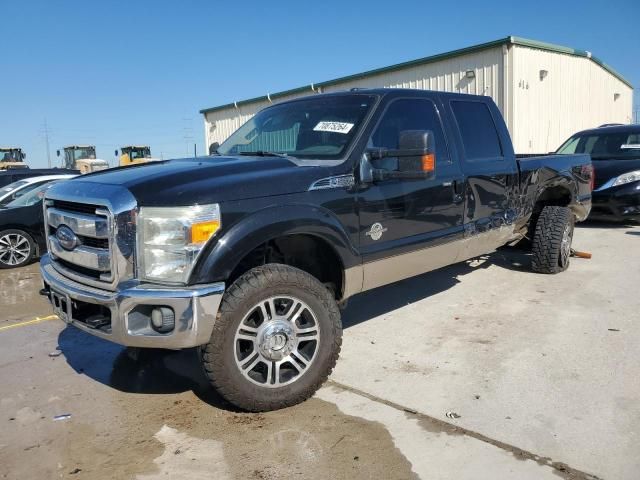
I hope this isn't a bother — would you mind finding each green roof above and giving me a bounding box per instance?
[200,36,633,114]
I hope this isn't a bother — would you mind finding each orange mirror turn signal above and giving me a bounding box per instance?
[421,153,435,172]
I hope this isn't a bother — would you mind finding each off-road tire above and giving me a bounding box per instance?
[0,229,36,269]
[531,206,574,274]
[200,264,342,412]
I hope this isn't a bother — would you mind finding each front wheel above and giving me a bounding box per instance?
[531,206,575,274]
[200,264,342,411]
[0,229,36,269]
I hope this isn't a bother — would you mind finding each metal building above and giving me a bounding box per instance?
[200,36,633,154]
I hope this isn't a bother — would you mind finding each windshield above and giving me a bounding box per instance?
[0,150,22,162]
[0,179,49,206]
[130,148,150,160]
[217,94,376,160]
[0,180,30,197]
[69,147,96,161]
[557,130,640,159]
[64,147,96,169]
[5,181,57,208]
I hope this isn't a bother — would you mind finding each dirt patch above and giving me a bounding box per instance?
[1,336,416,480]
[0,263,53,324]
[116,389,417,480]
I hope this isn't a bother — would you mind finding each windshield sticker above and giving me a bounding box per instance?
[621,144,640,150]
[313,121,354,134]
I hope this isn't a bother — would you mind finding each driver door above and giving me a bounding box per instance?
[358,96,465,290]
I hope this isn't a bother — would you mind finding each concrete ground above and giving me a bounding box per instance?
[1,223,638,480]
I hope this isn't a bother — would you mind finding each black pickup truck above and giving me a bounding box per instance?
[40,89,592,411]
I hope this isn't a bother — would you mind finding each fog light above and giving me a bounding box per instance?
[151,307,175,333]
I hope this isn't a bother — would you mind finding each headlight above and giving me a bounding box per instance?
[138,204,221,284]
[612,170,640,187]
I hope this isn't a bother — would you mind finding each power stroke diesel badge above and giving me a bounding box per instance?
[365,222,387,241]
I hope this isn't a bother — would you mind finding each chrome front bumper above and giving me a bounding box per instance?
[40,255,224,349]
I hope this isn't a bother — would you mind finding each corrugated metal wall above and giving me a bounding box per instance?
[203,45,633,154]
[511,45,633,153]
[204,47,505,148]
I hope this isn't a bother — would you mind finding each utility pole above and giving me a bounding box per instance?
[182,117,194,156]
[42,119,52,167]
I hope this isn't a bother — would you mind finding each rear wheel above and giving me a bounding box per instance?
[531,206,574,274]
[200,264,342,412]
[0,229,35,269]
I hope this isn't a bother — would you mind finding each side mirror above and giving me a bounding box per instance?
[115,150,119,156]
[56,150,60,157]
[209,142,220,155]
[397,130,435,177]
[366,129,436,181]
[359,153,374,185]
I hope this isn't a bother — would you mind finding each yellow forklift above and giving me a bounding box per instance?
[0,147,28,170]
[57,145,110,174]
[117,145,158,166]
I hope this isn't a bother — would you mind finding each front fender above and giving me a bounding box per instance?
[189,203,360,285]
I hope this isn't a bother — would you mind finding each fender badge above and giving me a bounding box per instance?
[365,222,387,241]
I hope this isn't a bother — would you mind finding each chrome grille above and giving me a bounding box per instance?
[45,200,115,285]
[43,181,138,291]
[50,199,100,215]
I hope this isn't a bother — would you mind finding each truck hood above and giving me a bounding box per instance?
[69,156,334,206]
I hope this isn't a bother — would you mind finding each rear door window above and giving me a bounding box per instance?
[451,101,503,160]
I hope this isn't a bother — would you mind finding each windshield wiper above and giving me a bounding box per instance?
[237,151,292,159]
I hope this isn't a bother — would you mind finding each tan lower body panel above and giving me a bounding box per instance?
[358,225,515,293]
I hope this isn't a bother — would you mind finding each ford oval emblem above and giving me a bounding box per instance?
[56,225,79,251]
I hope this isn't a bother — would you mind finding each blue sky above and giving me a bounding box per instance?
[2,0,639,168]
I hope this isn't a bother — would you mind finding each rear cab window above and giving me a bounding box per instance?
[450,100,503,161]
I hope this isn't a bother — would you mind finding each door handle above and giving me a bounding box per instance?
[452,180,465,204]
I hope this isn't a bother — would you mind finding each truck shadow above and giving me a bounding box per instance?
[56,246,532,410]
[342,246,530,328]
[57,327,235,409]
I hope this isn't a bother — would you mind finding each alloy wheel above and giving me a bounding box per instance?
[233,295,320,388]
[560,223,573,267]
[0,233,32,267]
